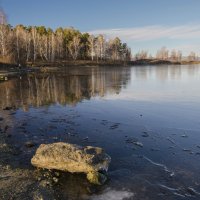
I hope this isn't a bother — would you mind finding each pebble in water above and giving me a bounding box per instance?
[141,132,149,137]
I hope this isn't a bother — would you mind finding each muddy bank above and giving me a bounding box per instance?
[0,111,54,200]
[0,109,106,200]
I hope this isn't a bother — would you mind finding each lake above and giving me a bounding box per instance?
[0,65,200,200]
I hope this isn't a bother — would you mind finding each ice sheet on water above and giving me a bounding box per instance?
[90,188,134,200]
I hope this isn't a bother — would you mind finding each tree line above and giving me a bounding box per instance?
[0,16,131,64]
[0,10,199,65]
[134,47,198,62]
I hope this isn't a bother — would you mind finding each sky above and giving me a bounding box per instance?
[1,0,200,56]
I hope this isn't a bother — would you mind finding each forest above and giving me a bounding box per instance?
[0,11,198,66]
[0,14,131,64]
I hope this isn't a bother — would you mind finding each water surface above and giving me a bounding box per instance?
[1,65,200,200]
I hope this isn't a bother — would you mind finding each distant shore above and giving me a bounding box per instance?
[0,59,200,72]
[129,59,200,66]
[28,59,200,68]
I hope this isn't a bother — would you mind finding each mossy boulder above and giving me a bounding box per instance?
[31,142,111,185]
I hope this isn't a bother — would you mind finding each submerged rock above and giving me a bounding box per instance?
[25,141,36,148]
[3,106,15,111]
[87,171,107,185]
[31,142,111,185]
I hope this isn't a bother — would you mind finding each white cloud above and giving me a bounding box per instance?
[89,24,200,42]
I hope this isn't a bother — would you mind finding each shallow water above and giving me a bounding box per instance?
[1,65,200,199]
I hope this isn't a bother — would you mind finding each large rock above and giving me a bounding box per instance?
[31,142,111,185]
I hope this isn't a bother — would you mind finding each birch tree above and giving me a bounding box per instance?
[51,33,56,62]
[109,37,121,61]
[170,49,177,61]
[88,35,95,61]
[96,35,105,60]
[31,27,39,62]
[177,50,182,62]
[188,51,196,61]
[68,35,81,60]
[156,47,169,60]
[55,28,64,59]
[0,10,9,59]
[0,16,132,64]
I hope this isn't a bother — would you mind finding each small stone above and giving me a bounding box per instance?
[39,180,51,187]
[2,143,8,147]
[55,172,60,177]
[151,148,160,151]
[25,141,35,148]
[181,134,188,138]
[3,107,13,111]
[86,171,107,185]
[37,177,42,181]
[183,149,191,152]
[6,165,11,170]
[3,106,15,110]
[83,137,89,141]
[142,132,149,137]
[4,126,9,132]
[133,141,143,147]
[53,177,58,183]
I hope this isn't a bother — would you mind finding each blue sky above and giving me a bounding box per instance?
[1,0,200,56]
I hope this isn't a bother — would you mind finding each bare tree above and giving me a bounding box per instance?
[0,15,132,64]
[135,50,148,60]
[109,37,121,61]
[177,50,182,62]
[0,10,9,59]
[14,25,29,63]
[156,47,169,60]
[51,33,56,62]
[55,30,64,59]
[24,29,31,62]
[68,35,81,60]
[187,51,196,61]
[31,27,39,62]
[96,35,105,60]
[170,49,177,61]
[88,35,95,61]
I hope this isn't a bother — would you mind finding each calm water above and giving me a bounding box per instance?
[1,65,200,200]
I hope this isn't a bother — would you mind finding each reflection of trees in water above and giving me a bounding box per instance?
[132,65,200,81]
[0,67,131,110]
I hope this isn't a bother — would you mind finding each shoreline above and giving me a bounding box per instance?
[0,59,200,74]
[26,59,200,67]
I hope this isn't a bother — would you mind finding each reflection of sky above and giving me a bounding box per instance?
[103,65,200,103]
